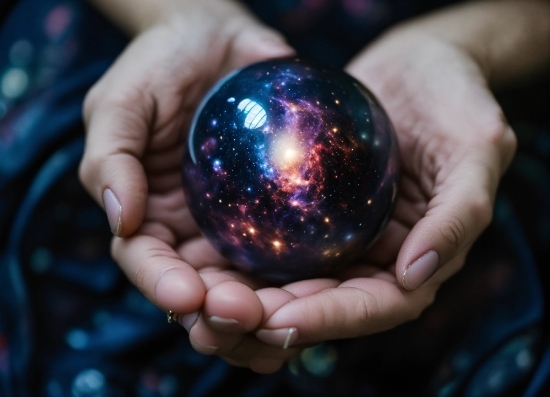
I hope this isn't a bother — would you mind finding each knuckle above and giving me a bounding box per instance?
[469,193,494,230]
[439,215,467,251]
[482,113,507,145]
[474,109,516,154]
[354,290,385,332]
[82,84,101,123]
[77,152,103,191]
[99,86,149,117]
[90,84,153,125]
[131,262,149,298]
[354,295,376,324]
[357,293,378,324]
[77,156,93,190]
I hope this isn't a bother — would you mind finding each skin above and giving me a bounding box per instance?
[81,0,550,374]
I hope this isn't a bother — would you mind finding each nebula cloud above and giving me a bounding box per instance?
[183,58,400,282]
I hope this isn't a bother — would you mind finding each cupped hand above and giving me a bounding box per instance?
[191,18,518,372]
[78,0,294,324]
[81,0,521,374]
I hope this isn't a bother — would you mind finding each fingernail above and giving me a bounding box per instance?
[180,312,199,332]
[256,327,298,349]
[103,188,122,236]
[209,316,242,332]
[402,250,440,290]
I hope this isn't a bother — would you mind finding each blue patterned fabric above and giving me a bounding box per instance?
[0,0,549,396]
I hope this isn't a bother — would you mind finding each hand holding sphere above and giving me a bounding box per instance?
[79,0,524,372]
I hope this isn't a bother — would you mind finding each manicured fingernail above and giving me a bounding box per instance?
[402,250,440,290]
[180,312,199,332]
[209,316,242,332]
[256,327,298,349]
[102,188,121,235]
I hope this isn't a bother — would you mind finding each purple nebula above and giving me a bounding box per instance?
[182,58,399,282]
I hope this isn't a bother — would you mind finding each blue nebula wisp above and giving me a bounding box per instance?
[182,58,400,282]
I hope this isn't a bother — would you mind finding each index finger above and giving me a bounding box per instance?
[111,224,206,314]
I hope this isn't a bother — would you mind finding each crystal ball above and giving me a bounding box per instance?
[182,58,399,282]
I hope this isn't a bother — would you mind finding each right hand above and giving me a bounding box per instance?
[79,0,297,371]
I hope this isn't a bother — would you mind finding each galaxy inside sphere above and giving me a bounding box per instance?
[182,58,400,282]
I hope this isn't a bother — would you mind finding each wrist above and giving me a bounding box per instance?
[87,0,164,36]
[87,0,251,37]
[394,0,550,87]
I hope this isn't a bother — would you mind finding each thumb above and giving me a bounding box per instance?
[79,87,151,237]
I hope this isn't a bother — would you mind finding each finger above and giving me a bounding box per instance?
[177,270,265,334]
[202,281,263,333]
[145,189,201,240]
[396,90,516,289]
[339,264,397,283]
[254,279,341,331]
[256,278,438,348]
[224,13,295,72]
[186,314,301,361]
[79,84,153,237]
[111,228,205,314]
[282,278,341,298]
[363,219,409,265]
[228,26,294,68]
[254,281,339,349]
[177,237,230,270]
[396,152,498,291]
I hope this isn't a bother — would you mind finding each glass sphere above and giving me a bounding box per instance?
[182,58,399,282]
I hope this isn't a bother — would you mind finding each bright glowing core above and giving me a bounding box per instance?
[270,132,304,170]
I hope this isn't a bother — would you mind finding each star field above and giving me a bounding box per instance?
[182,58,400,282]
